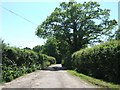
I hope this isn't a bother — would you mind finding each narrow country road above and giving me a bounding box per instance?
[0,64,98,89]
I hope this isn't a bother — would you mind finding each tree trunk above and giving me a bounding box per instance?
[73,22,79,52]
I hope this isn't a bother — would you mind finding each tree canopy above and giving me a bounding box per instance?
[115,28,120,40]
[33,45,42,53]
[36,1,117,53]
[40,38,61,63]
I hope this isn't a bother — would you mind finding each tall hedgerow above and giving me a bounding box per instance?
[1,43,56,82]
[72,40,120,84]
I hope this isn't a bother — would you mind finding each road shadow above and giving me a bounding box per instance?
[42,66,67,71]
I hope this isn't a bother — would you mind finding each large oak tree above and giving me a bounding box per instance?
[36,1,117,53]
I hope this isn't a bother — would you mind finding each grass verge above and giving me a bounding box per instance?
[67,70,120,89]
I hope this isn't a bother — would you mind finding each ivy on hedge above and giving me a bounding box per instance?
[72,40,120,84]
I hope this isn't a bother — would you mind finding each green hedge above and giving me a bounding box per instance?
[38,54,56,69]
[2,46,56,82]
[72,40,120,84]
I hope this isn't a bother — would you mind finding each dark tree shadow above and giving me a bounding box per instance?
[42,66,67,71]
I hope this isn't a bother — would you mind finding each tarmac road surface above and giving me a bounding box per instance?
[0,64,98,89]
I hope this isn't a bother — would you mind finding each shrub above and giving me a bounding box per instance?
[2,45,56,82]
[38,54,56,69]
[72,40,120,84]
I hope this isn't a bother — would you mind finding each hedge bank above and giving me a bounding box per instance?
[72,40,120,84]
[2,46,56,82]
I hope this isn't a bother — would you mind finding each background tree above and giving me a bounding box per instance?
[24,47,31,50]
[115,28,120,40]
[32,45,43,53]
[36,1,117,67]
[41,38,61,63]
[36,1,117,53]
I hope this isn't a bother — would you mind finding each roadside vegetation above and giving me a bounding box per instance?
[68,70,119,89]
[1,41,56,82]
[67,40,120,88]
[71,40,120,84]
